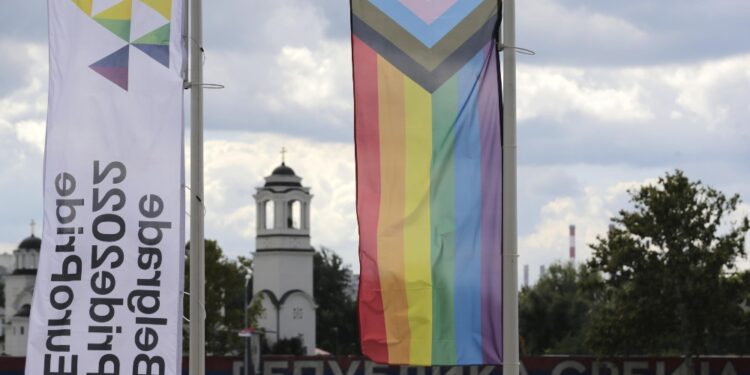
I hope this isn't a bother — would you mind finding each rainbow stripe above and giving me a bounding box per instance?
[352,0,502,366]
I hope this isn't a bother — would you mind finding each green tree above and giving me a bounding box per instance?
[184,239,262,356]
[314,247,359,355]
[586,170,750,356]
[519,262,600,354]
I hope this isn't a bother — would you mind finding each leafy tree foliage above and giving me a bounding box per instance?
[314,247,359,355]
[519,262,600,354]
[586,170,750,355]
[184,239,262,356]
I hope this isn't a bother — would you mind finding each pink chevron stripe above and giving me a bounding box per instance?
[399,0,457,25]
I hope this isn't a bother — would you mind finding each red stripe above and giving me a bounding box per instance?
[353,35,388,363]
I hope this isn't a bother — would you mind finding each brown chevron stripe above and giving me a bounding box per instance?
[351,0,497,71]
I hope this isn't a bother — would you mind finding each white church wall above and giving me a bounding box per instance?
[253,251,313,298]
[257,297,279,344]
[0,253,14,274]
[254,250,315,355]
[4,274,34,319]
[5,317,28,357]
[2,273,35,357]
[279,293,315,355]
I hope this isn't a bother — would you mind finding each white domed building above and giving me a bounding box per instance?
[1,233,40,356]
[251,162,317,355]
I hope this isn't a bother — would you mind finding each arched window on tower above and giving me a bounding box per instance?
[264,200,275,229]
[288,200,301,229]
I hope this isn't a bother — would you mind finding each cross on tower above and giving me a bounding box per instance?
[30,219,36,236]
[281,146,287,164]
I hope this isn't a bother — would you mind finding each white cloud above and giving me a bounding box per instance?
[276,43,352,114]
[0,242,16,255]
[520,175,654,280]
[518,66,654,123]
[190,131,359,266]
[0,40,48,156]
[661,55,750,130]
[518,54,750,136]
[15,120,45,153]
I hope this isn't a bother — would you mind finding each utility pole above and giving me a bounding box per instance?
[502,0,520,373]
[189,0,206,374]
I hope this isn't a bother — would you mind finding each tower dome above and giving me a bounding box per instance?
[18,235,41,251]
[264,162,303,188]
[14,233,40,273]
[271,163,296,176]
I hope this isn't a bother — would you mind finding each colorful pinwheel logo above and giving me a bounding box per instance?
[71,0,173,90]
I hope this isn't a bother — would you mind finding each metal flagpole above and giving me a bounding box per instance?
[189,0,206,374]
[244,277,250,375]
[502,0,520,373]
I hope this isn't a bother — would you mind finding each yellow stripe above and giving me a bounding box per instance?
[94,0,132,21]
[71,0,93,15]
[142,0,172,20]
[403,76,433,365]
[376,56,411,364]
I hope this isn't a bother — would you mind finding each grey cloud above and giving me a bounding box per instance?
[0,1,47,43]
[518,168,583,239]
[518,116,748,168]
[518,0,750,66]
[204,0,348,53]
[0,39,35,97]
[0,129,43,244]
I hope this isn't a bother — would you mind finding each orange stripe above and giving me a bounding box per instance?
[376,55,411,363]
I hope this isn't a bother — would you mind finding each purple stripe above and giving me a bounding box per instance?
[478,42,502,364]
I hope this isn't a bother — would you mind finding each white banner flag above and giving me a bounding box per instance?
[27,1,186,374]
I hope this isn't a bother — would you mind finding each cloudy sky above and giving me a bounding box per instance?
[1,0,748,284]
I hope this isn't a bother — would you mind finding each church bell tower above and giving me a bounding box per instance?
[252,158,316,354]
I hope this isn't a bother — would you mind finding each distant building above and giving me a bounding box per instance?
[523,264,529,288]
[251,162,317,355]
[0,253,13,275]
[1,233,40,356]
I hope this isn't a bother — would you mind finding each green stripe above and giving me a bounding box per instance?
[430,76,457,363]
[133,24,170,45]
[94,18,131,42]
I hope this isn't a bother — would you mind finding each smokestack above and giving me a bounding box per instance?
[540,265,546,279]
[523,264,529,287]
[569,224,576,262]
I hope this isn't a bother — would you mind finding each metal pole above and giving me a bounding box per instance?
[244,278,250,375]
[502,0,520,374]
[189,0,205,373]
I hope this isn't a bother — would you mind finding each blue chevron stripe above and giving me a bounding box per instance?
[369,0,483,47]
